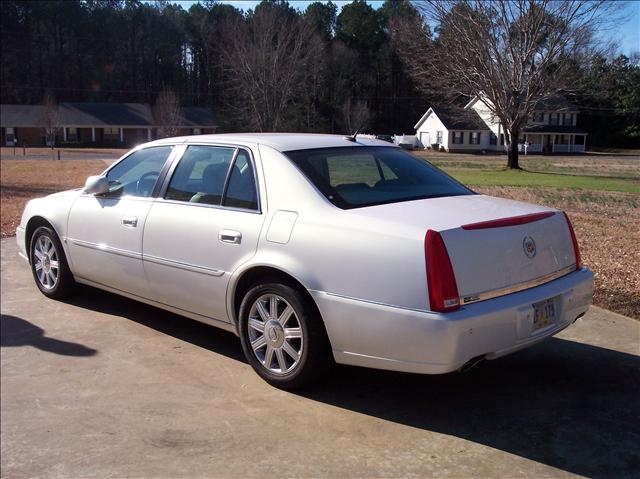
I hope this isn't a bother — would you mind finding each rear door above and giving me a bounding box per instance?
[66,145,176,298]
[142,145,265,322]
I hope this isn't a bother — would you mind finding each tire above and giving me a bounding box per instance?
[238,282,333,389]
[29,226,75,299]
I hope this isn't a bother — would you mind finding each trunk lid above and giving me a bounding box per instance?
[353,195,577,304]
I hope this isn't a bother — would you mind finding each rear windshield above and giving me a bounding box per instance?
[285,146,473,209]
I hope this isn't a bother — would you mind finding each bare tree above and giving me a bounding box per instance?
[219,6,323,132]
[393,0,621,168]
[153,88,183,138]
[41,92,60,148]
[342,98,372,133]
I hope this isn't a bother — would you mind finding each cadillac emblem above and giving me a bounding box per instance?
[523,236,536,258]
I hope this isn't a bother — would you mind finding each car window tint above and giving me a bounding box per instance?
[222,150,258,211]
[106,146,173,197]
[165,146,235,205]
[286,146,473,209]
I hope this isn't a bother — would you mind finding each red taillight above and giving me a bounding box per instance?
[562,212,582,270]
[425,230,460,312]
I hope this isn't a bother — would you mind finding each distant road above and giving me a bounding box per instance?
[0,147,126,163]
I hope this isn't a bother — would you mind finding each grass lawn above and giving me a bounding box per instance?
[1,160,106,237]
[446,169,639,192]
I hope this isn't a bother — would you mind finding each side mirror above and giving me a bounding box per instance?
[84,175,109,195]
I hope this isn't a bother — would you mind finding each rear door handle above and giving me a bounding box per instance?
[219,230,242,244]
[122,216,138,228]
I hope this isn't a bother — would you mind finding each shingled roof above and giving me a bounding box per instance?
[414,106,488,131]
[0,102,217,128]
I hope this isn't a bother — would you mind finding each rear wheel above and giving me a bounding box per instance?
[238,282,332,389]
[29,226,75,299]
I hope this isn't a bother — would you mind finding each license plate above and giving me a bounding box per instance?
[532,297,557,331]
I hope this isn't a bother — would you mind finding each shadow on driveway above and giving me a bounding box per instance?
[65,285,639,478]
[1,314,97,357]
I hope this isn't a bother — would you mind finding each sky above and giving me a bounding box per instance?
[167,0,639,56]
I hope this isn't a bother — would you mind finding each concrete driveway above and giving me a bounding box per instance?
[1,237,638,478]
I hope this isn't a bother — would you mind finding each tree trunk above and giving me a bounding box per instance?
[506,128,521,169]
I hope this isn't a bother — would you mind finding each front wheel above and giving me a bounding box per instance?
[29,226,75,299]
[238,282,332,389]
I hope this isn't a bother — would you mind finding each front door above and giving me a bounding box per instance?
[142,145,264,321]
[66,145,175,298]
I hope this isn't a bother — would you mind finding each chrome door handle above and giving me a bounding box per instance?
[219,230,242,244]
[122,216,138,228]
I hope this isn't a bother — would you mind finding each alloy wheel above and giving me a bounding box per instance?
[33,235,59,290]
[247,293,304,375]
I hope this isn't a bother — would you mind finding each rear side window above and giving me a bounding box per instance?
[165,146,235,205]
[285,146,473,209]
[223,151,258,210]
[165,146,259,211]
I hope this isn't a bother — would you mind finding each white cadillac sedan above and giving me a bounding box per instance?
[16,134,594,388]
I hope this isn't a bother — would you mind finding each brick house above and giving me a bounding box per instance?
[0,102,217,147]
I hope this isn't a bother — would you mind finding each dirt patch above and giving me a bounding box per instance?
[1,160,106,237]
[478,186,640,319]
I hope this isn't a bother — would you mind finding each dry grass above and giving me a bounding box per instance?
[1,160,106,236]
[477,186,640,319]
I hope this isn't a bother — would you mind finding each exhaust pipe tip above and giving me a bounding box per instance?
[459,355,485,373]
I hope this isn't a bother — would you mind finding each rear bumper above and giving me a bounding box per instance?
[312,267,594,374]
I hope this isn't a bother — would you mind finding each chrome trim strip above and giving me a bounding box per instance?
[142,254,225,277]
[311,290,431,314]
[68,238,141,259]
[460,264,577,305]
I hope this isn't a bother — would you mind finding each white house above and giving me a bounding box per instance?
[414,94,588,154]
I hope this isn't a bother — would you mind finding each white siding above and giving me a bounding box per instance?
[416,111,449,150]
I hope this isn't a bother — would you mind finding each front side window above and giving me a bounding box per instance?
[436,131,443,144]
[489,133,497,145]
[285,146,473,209]
[470,132,480,144]
[165,146,259,210]
[452,131,463,144]
[105,146,173,197]
[67,127,78,142]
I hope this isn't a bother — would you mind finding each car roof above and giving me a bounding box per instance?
[145,133,397,152]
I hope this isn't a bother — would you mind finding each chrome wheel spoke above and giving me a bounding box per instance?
[278,305,294,326]
[284,327,301,339]
[275,349,287,372]
[256,302,270,322]
[35,261,43,271]
[263,345,274,368]
[269,295,278,319]
[248,317,264,332]
[49,260,59,270]
[47,271,56,284]
[251,335,266,351]
[282,341,300,362]
[34,249,45,261]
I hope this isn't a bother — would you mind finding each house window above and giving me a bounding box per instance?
[193,128,202,135]
[67,127,78,142]
[470,132,480,145]
[5,127,16,145]
[570,113,575,126]
[489,133,497,145]
[549,114,559,126]
[103,127,120,142]
[452,131,463,144]
[436,131,443,144]
[500,134,505,145]
[534,112,544,122]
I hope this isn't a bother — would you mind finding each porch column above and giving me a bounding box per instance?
[119,128,124,143]
[147,128,152,141]
[551,134,556,153]
[91,128,96,143]
[63,127,67,142]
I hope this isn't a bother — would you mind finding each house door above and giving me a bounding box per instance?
[419,132,430,148]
